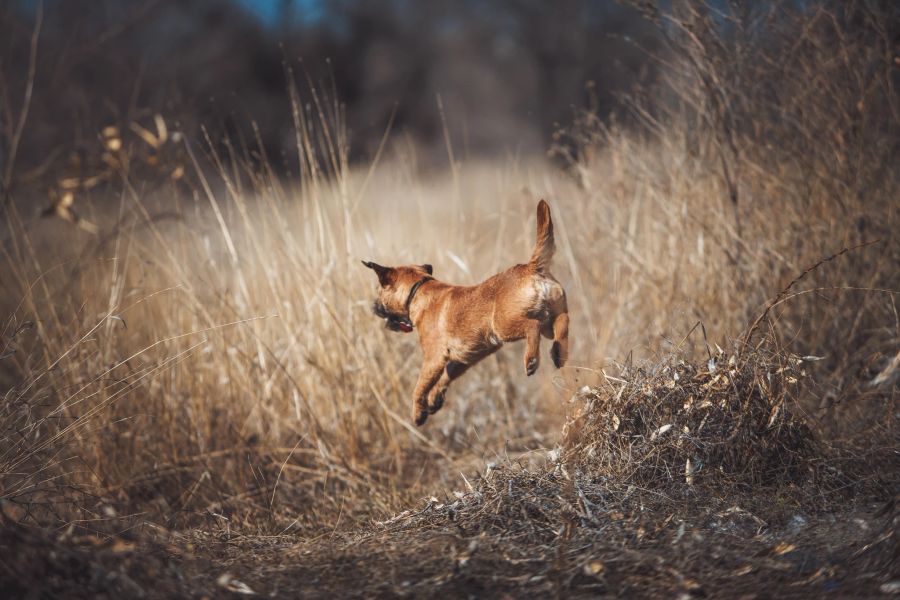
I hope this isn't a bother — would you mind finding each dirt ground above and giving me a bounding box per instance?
[197,495,896,599]
[3,478,897,599]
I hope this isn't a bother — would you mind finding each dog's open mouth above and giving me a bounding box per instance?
[372,301,414,333]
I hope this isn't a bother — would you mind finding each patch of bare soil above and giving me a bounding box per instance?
[3,482,895,598]
[194,480,897,599]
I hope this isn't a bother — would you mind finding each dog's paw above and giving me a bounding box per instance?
[550,342,566,368]
[428,391,445,414]
[414,410,429,426]
[525,356,539,376]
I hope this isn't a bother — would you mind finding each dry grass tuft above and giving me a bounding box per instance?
[564,347,817,492]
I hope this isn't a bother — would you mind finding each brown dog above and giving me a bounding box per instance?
[363,200,569,426]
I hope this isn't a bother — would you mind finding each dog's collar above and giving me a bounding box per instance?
[396,277,433,329]
[373,276,433,333]
[404,276,432,317]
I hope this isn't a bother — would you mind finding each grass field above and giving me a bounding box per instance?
[1,2,898,597]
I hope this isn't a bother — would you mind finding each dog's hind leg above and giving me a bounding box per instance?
[413,358,446,426]
[550,312,569,368]
[524,319,542,376]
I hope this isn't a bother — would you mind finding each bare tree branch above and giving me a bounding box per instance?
[2,2,42,202]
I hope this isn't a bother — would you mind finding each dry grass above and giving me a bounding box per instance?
[563,348,818,493]
[0,1,898,596]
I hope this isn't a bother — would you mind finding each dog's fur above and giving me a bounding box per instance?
[363,200,569,426]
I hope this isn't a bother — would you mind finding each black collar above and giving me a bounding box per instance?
[404,276,433,317]
[373,276,433,333]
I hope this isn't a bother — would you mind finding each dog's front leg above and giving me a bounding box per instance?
[524,319,542,376]
[427,361,469,415]
[412,357,446,426]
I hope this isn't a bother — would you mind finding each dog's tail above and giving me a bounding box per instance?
[529,199,555,271]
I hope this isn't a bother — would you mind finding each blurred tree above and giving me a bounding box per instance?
[0,0,660,191]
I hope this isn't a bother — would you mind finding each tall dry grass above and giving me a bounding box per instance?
[1,0,897,537]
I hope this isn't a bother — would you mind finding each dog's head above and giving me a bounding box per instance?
[362,260,433,333]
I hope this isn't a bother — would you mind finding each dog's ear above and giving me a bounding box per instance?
[419,264,433,275]
[362,260,394,286]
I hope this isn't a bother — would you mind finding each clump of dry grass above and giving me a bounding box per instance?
[563,346,817,492]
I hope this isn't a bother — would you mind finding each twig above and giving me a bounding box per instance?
[2,2,42,199]
[742,239,881,347]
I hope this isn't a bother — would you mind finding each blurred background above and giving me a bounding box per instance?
[0,0,660,183]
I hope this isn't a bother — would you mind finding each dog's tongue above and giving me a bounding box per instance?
[397,321,413,333]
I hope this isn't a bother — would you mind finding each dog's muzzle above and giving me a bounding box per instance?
[372,301,414,333]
